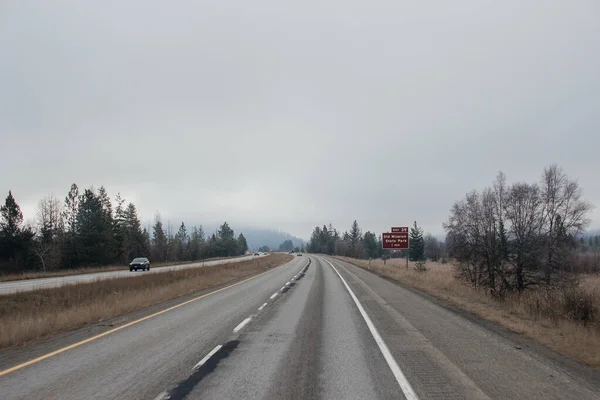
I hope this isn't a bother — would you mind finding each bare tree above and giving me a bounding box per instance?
[540,165,594,283]
[424,234,442,261]
[445,165,594,295]
[445,190,484,286]
[504,182,544,292]
[34,195,63,271]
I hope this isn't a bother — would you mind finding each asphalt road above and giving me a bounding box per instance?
[1,255,599,400]
[0,253,267,294]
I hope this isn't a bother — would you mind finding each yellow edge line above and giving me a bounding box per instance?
[0,260,292,377]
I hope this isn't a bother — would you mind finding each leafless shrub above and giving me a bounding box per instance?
[444,165,594,296]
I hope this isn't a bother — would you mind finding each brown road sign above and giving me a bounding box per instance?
[382,230,409,249]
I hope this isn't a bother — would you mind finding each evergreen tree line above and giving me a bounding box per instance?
[279,240,304,252]
[305,220,444,261]
[444,165,594,296]
[0,184,249,274]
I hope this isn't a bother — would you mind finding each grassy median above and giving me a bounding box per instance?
[0,253,293,349]
[0,254,251,283]
[336,256,600,368]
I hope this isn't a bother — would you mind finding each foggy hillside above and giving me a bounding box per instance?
[202,225,306,251]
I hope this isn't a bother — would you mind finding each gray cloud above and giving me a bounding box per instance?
[1,0,599,238]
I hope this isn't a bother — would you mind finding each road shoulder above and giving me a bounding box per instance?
[331,256,600,394]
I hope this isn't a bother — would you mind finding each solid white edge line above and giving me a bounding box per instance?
[233,317,252,333]
[193,344,223,370]
[258,302,268,311]
[323,258,419,400]
[270,292,278,299]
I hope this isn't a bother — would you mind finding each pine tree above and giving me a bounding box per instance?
[97,186,115,261]
[63,183,79,233]
[61,184,80,268]
[0,191,33,271]
[206,233,219,258]
[409,221,425,261]
[320,225,330,254]
[76,188,114,266]
[188,227,204,260]
[237,233,249,255]
[175,222,189,261]
[217,222,236,256]
[363,231,378,259]
[349,220,363,258]
[279,239,294,252]
[306,226,321,253]
[97,187,113,220]
[113,193,127,263]
[152,213,167,262]
[327,223,337,254]
[0,191,23,237]
[141,227,151,255]
[124,203,144,260]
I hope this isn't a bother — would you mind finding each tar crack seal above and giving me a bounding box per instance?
[166,340,240,399]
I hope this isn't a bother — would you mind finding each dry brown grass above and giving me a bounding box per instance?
[574,251,600,274]
[0,254,250,283]
[336,256,600,368]
[0,253,292,349]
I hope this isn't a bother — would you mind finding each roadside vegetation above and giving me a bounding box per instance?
[336,256,600,368]
[0,254,249,283]
[0,253,292,349]
[0,183,250,276]
[308,164,600,367]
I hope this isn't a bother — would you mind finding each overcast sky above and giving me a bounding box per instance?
[1,1,599,239]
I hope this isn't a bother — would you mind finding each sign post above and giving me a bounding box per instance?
[382,227,409,269]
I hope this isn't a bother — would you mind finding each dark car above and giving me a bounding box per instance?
[130,257,150,271]
[297,253,303,256]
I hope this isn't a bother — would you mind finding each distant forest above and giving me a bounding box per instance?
[0,184,251,274]
[306,220,444,262]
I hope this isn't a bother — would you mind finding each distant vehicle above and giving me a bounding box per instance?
[254,252,260,256]
[130,257,150,271]
[297,253,303,256]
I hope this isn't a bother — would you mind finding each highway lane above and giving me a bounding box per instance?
[0,253,268,294]
[1,255,599,399]
[0,256,305,400]
[181,256,404,400]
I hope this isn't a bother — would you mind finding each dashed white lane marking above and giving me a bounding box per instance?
[323,258,419,400]
[270,292,278,299]
[152,391,171,400]
[233,317,252,333]
[258,302,268,311]
[193,345,223,370]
